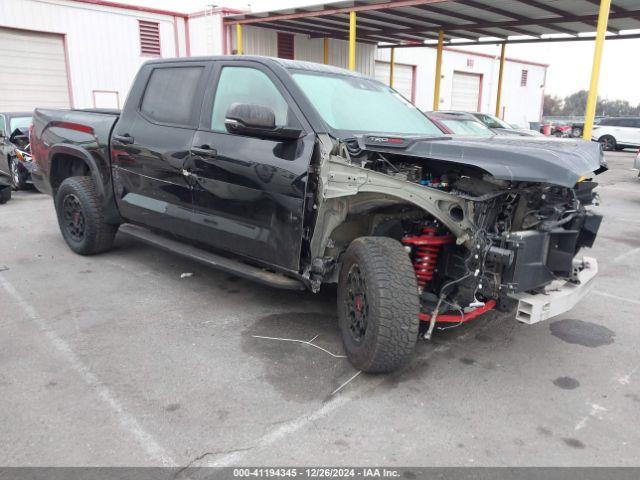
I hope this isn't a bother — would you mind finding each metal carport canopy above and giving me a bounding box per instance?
[223,0,640,140]
[223,0,640,46]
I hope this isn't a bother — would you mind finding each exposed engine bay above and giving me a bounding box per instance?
[308,133,604,333]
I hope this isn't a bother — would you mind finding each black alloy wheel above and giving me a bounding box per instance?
[345,263,369,343]
[62,193,86,242]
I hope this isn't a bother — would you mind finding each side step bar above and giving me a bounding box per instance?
[118,223,306,291]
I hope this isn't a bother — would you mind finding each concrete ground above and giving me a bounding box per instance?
[1,151,639,467]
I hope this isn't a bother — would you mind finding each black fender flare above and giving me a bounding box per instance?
[47,144,106,198]
[46,144,122,224]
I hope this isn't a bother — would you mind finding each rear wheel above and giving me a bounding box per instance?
[9,158,28,190]
[54,176,117,255]
[598,135,617,151]
[337,237,420,373]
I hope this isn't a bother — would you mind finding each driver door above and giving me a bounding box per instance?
[187,61,315,272]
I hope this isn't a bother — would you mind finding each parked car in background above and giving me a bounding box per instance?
[425,111,494,136]
[0,111,33,189]
[549,123,573,138]
[591,117,640,151]
[464,112,542,137]
[569,117,603,138]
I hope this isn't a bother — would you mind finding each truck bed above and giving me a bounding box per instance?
[30,108,120,198]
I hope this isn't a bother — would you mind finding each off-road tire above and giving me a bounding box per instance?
[598,135,617,151]
[54,176,117,255]
[9,158,28,190]
[337,237,420,373]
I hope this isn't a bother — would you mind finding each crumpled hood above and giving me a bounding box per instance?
[358,135,606,188]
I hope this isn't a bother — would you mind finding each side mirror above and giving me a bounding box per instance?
[225,103,302,141]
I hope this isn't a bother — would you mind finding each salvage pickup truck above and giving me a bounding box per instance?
[31,57,605,373]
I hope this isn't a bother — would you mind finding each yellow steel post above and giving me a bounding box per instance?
[236,23,243,55]
[583,0,611,140]
[323,38,329,64]
[348,11,356,71]
[389,47,395,87]
[495,42,506,117]
[432,29,444,111]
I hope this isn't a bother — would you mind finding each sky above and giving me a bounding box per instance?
[127,0,640,105]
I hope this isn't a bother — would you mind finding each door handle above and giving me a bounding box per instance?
[114,133,134,145]
[190,145,217,158]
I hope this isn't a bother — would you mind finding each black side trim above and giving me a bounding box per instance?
[118,223,306,291]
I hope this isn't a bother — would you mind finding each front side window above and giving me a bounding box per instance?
[211,67,291,132]
[141,66,204,126]
[292,72,442,136]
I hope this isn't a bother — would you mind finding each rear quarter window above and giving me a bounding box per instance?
[140,66,204,126]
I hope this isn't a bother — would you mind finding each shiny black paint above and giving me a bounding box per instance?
[111,61,211,238]
[30,109,122,224]
[188,60,315,271]
[31,57,320,275]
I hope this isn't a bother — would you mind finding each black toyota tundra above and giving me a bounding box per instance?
[31,56,605,373]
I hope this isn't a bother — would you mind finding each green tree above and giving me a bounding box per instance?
[543,94,563,116]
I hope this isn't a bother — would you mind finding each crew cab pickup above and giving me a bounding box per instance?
[31,56,606,373]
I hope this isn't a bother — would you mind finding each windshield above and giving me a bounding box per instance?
[10,116,32,133]
[441,119,494,136]
[292,72,443,136]
[475,113,512,129]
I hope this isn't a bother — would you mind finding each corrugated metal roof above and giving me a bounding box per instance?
[224,0,640,47]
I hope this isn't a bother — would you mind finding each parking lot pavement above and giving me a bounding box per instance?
[1,150,639,467]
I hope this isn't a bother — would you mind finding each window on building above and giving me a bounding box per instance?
[277,32,295,60]
[211,67,292,132]
[466,58,474,68]
[141,67,204,125]
[139,20,161,56]
[520,69,528,87]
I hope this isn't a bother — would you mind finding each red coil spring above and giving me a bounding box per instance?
[402,227,454,289]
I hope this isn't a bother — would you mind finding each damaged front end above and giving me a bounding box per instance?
[307,133,604,333]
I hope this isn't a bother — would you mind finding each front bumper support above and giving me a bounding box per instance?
[508,256,598,324]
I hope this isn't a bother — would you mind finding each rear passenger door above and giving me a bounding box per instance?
[187,61,315,272]
[112,62,210,236]
[621,118,640,146]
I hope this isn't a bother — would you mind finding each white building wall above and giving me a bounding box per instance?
[376,47,547,126]
[0,0,184,109]
[224,24,376,76]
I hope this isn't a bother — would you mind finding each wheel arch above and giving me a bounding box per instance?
[47,144,122,225]
[309,190,472,283]
[48,145,104,196]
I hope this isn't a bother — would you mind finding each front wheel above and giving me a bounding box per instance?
[9,158,28,190]
[54,176,117,255]
[337,237,420,373]
[598,135,617,151]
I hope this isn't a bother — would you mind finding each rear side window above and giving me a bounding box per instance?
[0,116,5,135]
[141,66,204,126]
[210,66,292,132]
[618,118,640,128]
